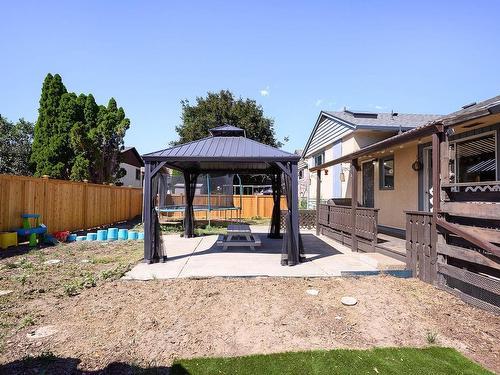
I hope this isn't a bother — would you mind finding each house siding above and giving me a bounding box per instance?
[119,163,142,188]
[304,117,353,158]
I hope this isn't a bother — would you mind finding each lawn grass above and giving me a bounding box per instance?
[144,218,271,236]
[171,347,493,375]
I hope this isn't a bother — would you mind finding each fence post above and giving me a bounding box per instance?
[82,179,88,230]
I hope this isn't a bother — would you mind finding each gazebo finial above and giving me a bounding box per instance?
[209,124,246,137]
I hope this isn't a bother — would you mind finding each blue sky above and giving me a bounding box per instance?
[1,0,499,154]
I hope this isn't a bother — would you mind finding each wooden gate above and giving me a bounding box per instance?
[405,211,437,283]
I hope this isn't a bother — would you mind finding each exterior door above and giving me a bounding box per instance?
[362,161,375,208]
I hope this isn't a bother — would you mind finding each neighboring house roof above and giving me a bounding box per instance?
[324,110,440,130]
[121,147,144,168]
[302,110,440,158]
[310,94,500,171]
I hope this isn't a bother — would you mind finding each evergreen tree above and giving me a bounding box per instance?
[93,98,130,183]
[70,94,98,181]
[31,73,130,183]
[174,90,280,147]
[31,73,67,177]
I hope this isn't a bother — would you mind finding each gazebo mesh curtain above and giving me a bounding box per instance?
[183,170,199,238]
[151,173,165,260]
[281,167,304,265]
[268,171,282,239]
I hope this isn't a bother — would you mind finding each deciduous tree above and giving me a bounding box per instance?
[174,90,280,147]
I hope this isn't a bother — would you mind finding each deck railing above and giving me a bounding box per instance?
[436,180,500,314]
[318,204,379,251]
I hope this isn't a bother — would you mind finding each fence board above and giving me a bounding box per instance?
[0,174,143,233]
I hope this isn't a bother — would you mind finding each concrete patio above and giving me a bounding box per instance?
[124,225,406,280]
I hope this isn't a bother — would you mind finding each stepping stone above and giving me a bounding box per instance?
[341,296,357,306]
[27,325,58,339]
[44,259,61,265]
[306,289,319,296]
[0,290,13,297]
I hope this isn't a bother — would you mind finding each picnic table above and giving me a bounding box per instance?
[217,224,261,251]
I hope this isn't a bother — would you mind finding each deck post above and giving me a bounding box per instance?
[432,132,442,215]
[316,169,321,235]
[143,161,153,263]
[351,159,359,252]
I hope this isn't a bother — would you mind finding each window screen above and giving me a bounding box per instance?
[456,134,496,183]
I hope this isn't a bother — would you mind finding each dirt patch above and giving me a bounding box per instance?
[1,275,498,373]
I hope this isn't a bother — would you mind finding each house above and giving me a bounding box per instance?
[119,147,144,187]
[311,95,500,313]
[301,109,440,208]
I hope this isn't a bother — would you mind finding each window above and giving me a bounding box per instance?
[379,157,394,190]
[135,168,141,181]
[299,169,304,179]
[314,153,324,167]
[454,134,496,183]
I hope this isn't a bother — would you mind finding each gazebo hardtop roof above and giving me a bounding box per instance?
[142,125,299,172]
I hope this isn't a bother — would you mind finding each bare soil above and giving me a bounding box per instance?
[0,242,499,374]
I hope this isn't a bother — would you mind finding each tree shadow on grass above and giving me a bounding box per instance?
[0,353,174,375]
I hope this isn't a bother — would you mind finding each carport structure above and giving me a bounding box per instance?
[141,125,304,266]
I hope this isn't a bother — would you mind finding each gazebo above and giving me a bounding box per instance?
[141,125,304,266]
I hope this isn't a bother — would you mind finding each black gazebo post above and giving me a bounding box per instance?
[143,161,153,263]
[291,161,304,262]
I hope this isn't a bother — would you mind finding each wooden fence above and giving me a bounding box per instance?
[158,195,287,221]
[0,174,143,233]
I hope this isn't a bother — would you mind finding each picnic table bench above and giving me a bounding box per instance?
[217,224,261,251]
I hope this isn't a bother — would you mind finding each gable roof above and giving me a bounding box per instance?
[302,110,440,158]
[310,94,500,171]
[121,147,144,167]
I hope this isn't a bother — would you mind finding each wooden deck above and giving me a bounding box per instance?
[375,234,407,262]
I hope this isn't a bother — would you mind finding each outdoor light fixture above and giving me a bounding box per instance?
[446,127,456,137]
[340,172,345,182]
[372,158,378,166]
[324,169,329,176]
